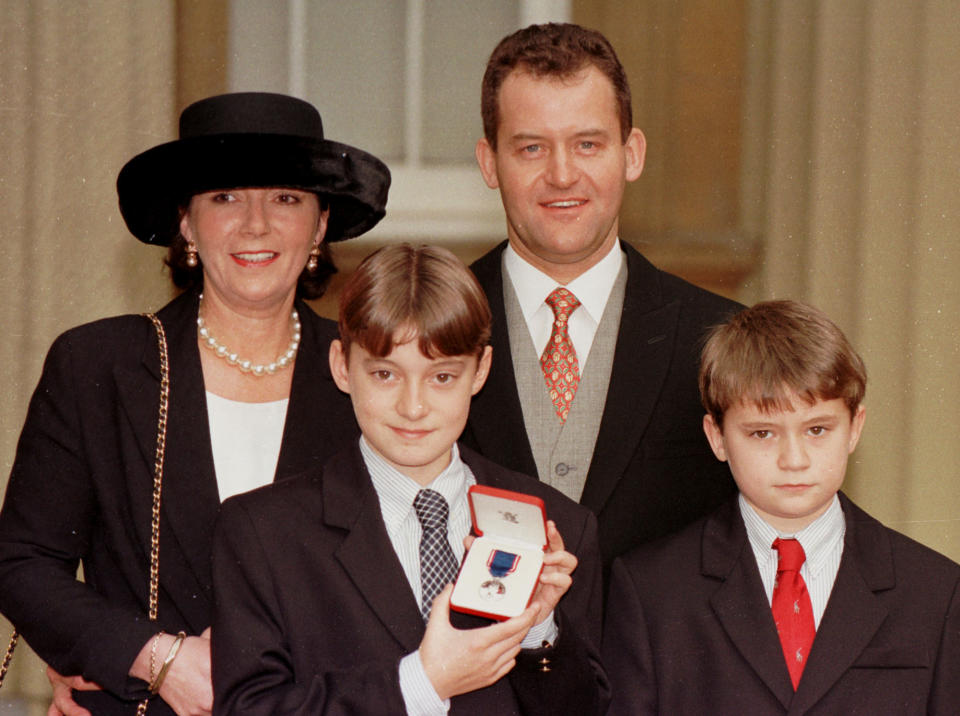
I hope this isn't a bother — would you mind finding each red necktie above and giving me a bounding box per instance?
[771,538,816,690]
[540,288,581,423]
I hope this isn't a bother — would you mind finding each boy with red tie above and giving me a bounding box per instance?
[211,245,606,715]
[603,300,960,714]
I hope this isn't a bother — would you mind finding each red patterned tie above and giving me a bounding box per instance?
[540,287,581,423]
[771,538,816,690]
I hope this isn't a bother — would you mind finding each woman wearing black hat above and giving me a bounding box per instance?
[0,93,390,715]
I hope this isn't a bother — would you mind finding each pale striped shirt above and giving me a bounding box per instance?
[740,493,845,628]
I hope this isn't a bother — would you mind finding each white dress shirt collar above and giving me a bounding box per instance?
[361,437,470,537]
[740,493,845,580]
[503,239,624,326]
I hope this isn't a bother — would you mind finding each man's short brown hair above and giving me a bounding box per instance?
[338,244,492,360]
[481,22,632,148]
[699,300,867,428]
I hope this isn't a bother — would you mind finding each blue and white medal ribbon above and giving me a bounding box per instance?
[480,549,520,600]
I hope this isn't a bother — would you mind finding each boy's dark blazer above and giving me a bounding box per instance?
[0,289,358,715]
[603,492,960,715]
[465,240,741,572]
[211,443,607,715]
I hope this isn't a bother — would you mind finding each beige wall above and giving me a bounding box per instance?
[1,0,958,709]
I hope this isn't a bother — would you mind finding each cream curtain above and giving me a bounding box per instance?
[0,1,175,708]
[742,0,960,560]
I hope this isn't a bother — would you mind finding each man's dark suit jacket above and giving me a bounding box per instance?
[211,443,607,715]
[0,289,357,715]
[603,492,960,715]
[464,240,741,573]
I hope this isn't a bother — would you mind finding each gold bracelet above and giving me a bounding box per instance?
[148,631,165,686]
[149,631,186,695]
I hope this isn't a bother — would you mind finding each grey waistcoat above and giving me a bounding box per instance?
[503,258,627,501]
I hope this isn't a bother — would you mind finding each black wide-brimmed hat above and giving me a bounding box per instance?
[117,92,391,245]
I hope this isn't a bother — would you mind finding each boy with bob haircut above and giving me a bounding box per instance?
[603,300,960,714]
[212,244,606,715]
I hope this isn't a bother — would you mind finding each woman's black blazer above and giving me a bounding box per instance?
[0,289,357,714]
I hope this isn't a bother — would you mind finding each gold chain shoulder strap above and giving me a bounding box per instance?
[0,314,170,703]
[136,313,170,715]
[0,631,16,689]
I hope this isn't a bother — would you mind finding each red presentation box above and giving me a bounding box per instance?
[450,485,547,621]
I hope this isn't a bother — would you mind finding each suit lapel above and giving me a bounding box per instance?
[159,295,222,591]
[580,245,680,513]
[326,446,426,654]
[788,494,892,714]
[114,352,165,573]
[467,244,538,478]
[116,291,220,615]
[275,299,348,479]
[705,501,796,709]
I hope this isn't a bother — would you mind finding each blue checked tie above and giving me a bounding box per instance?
[413,489,460,621]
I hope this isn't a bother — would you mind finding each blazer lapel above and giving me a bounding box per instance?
[788,494,892,714]
[275,299,352,479]
[705,502,796,710]
[326,446,426,653]
[159,296,222,590]
[467,244,538,478]
[580,246,680,513]
[117,292,220,618]
[114,339,165,485]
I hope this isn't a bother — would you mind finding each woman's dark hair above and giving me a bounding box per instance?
[165,195,337,300]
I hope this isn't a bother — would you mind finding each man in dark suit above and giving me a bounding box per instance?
[465,23,740,573]
[603,300,960,714]
[211,245,607,714]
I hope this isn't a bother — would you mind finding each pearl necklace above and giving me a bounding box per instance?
[196,294,301,377]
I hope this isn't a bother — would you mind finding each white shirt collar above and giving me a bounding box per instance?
[361,437,469,534]
[503,239,624,325]
[739,493,845,578]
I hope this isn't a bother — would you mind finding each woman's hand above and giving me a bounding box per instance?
[157,627,213,716]
[130,628,212,716]
[45,665,100,716]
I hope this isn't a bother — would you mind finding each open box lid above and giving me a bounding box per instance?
[468,485,547,549]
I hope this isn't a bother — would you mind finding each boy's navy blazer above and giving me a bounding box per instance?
[465,240,741,571]
[603,492,960,715]
[212,443,607,715]
[0,289,358,714]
